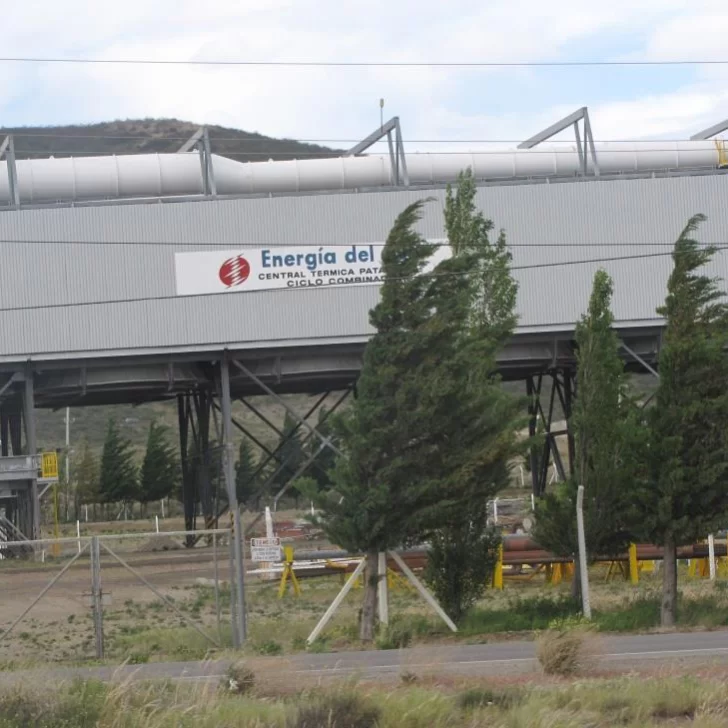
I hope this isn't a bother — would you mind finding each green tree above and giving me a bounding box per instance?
[98,419,138,511]
[235,438,259,507]
[74,439,100,520]
[425,169,524,621]
[640,214,728,626]
[139,421,178,516]
[307,198,514,639]
[533,270,646,602]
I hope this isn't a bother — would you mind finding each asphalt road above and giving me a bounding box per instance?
[3,630,728,686]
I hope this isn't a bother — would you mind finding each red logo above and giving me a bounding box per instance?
[219,255,251,288]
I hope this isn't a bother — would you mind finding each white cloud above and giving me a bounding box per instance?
[2,0,728,152]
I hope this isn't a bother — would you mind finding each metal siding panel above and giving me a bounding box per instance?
[0,175,726,359]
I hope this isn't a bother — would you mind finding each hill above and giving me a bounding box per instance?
[0,118,342,162]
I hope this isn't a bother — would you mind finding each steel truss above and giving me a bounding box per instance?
[526,368,576,497]
[179,357,351,547]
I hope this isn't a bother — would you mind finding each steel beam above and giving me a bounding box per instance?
[1,135,20,208]
[345,116,408,186]
[690,119,728,141]
[518,106,599,177]
[620,341,659,379]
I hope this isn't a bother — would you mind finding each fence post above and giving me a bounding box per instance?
[628,543,639,585]
[77,520,81,554]
[709,534,717,581]
[575,485,591,619]
[90,535,104,659]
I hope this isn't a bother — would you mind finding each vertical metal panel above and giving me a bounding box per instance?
[0,175,726,359]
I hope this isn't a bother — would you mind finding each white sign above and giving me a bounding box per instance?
[250,537,282,563]
[174,241,450,296]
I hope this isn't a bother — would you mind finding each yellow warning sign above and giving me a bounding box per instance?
[41,452,59,479]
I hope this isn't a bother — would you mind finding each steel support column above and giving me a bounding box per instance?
[177,394,195,543]
[23,366,40,541]
[220,351,246,644]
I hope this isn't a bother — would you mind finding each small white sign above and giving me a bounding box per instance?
[174,241,451,296]
[250,537,282,563]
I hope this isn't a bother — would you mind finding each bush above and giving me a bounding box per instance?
[425,524,500,623]
[224,662,255,695]
[293,693,380,728]
[537,627,591,676]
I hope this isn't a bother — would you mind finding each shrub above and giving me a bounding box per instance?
[537,626,593,676]
[224,662,255,695]
[425,524,501,623]
[292,693,380,728]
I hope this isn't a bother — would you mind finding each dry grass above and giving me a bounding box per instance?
[2,673,728,727]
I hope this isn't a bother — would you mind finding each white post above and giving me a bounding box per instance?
[155,515,160,534]
[308,557,367,644]
[389,551,457,632]
[576,485,591,619]
[519,465,524,487]
[709,534,717,581]
[377,552,389,627]
[161,499,165,519]
[84,505,88,522]
[262,507,275,581]
[76,520,81,555]
[493,498,499,524]
[531,493,535,511]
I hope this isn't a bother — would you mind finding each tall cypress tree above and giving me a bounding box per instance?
[140,421,178,515]
[308,198,518,639]
[533,270,645,601]
[99,419,138,510]
[426,169,523,621]
[641,214,728,626]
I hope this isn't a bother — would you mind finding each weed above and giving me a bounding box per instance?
[375,623,412,650]
[224,662,256,695]
[400,670,418,684]
[255,639,284,656]
[293,692,380,728]
[457,686,522,710]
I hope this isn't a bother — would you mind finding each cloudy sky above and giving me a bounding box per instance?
[3,0,728,150]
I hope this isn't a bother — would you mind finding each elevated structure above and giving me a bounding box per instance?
[0,109,727,539]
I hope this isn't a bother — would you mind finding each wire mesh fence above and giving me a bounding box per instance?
[0,528,238,664]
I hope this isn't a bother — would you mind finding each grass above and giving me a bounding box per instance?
[2,674,728,727]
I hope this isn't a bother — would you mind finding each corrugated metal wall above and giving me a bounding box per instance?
[0,174,726,360]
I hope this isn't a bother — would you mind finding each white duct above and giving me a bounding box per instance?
[0,140,722,205]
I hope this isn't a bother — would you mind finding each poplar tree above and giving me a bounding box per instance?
[641,214,728,626]
[139,421,178,516]
[533,270,645,602]
[74,439,100,520]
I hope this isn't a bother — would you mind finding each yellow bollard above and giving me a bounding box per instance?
[629,544,639,585]
[278,546,301,598]
[492,543,504,590]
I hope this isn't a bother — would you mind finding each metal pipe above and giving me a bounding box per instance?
[0,141,722,205]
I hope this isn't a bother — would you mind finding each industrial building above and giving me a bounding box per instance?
[0,107,727,543]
